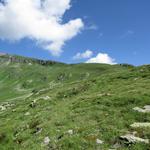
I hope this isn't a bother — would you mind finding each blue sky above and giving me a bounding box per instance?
[0,0,150,65]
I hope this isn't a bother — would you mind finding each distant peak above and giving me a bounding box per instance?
[0,52,7,56]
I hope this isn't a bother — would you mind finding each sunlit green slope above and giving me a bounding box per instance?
[0,54,150,150]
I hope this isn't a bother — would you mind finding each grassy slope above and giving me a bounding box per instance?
[0,55,150,150]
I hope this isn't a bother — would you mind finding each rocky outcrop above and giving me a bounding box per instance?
[0,54,63,66]
[133,105,150,113]
[120,134,149,144]
[130,122,150,128]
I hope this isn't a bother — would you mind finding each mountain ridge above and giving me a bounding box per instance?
[0,53,64,66]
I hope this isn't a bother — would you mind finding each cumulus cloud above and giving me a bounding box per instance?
[86,53,116,64]
[73,50,93,60]
[0,0,84,56]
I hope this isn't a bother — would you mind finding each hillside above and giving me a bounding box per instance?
[0,54,150,150]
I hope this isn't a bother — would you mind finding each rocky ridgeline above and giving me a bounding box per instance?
[0,53,62,66]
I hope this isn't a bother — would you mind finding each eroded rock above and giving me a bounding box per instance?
[133,105,150,113]
[120,134,149,144]
[130,122,150,128]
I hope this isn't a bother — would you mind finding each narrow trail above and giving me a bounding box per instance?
[1,93,33,103]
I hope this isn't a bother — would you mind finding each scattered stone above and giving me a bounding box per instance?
[67,129,73,135]
[43,96,50,100]
[120,134,149,144]
[33,127,42,134]
[44,136,50,145]
[25,112,30,116]
[98,93,111,97]
[3,102,15,107]
[29,100,37,108]
[133,107,146,113]
[0,102,15,111]
[134,78,138,81]
[144,105,150,110]
[96,138,103,144]
[29,102,36,108]
[28,63,32,65]
[0,105,6,111]
[27,80,33,83]
[12,109,16,112]
[130,122,150,128]
[33,100,37,103]
[133,105,150,113]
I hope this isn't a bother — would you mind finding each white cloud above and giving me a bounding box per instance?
[86,53,116,65]
[121,30,134,39]
[73,50,93,60]
[0,0,84,56]
[85,24,98,30]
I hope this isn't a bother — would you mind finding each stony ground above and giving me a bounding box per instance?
[0,55,150,150]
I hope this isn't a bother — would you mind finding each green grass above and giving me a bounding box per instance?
[0,55,150,149]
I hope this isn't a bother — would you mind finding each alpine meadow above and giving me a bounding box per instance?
[0,0,150,150]
[0,54,150,149]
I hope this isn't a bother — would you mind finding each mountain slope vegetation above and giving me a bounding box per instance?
[0,54,150,150]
